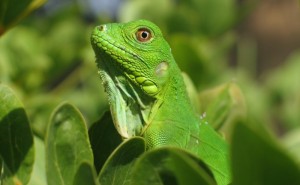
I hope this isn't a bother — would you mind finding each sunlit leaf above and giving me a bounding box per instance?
[197,121,231,185]
[45,102,93,185]
[28,137,47,185]
[281,128,300,165]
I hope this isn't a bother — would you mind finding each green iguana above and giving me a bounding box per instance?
[91,19,230,185]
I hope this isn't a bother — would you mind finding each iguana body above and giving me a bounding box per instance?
[91,20,230,185]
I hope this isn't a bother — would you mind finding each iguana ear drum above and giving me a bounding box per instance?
[155,61,169,77]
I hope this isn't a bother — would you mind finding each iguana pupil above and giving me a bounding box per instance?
[141,32,148,38]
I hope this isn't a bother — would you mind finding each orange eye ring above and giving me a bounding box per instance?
[136,28,152,42]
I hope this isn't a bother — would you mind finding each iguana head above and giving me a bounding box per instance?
[91,20,173,96]
[91,20,174,138]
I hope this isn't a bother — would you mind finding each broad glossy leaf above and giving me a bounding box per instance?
[131,147,216,185]
[28,137,46,185]
[0,0,46,35]
[45,103,93,185]
[73,162,99,185]
[0,84,34,185]
[231,121,300,185]
[89,110,122,173]
[197,122,231,185]
[0,0,32,27]
[98,137,146,185]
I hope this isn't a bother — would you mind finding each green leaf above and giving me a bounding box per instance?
[231,121,300,185]
[131,147,217,185]
[199,83,246,132]
[73,162,100,185]
[281,128,300,165]
[98,137,146,185]
[182,72,201,113]
[28,137,47,185]
[45,102,94,185]
[197,122,231,185]
[0,0,32,31]
[0,158,2,174]
[0,0,46,35]
[265,52,300,130]
[0,84,34,185]
[88,110,122,173]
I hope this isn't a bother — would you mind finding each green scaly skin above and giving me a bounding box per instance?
[91,20,230,185]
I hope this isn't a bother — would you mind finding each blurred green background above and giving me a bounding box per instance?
[1,0,300,142]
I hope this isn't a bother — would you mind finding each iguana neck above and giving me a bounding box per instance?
[142,58,200,149]
[95,55,155,139]
[152,59,198,124]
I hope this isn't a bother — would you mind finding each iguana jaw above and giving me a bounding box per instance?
[91,25,157,138]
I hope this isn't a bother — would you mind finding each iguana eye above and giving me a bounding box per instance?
[136,28,152,42]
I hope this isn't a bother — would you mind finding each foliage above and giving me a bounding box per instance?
[0,0,46,35]
[231,121,300,185]
[1,0,300,184]
[0,85,34,185]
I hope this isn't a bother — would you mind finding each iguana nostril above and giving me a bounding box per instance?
[98,25,106,31]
